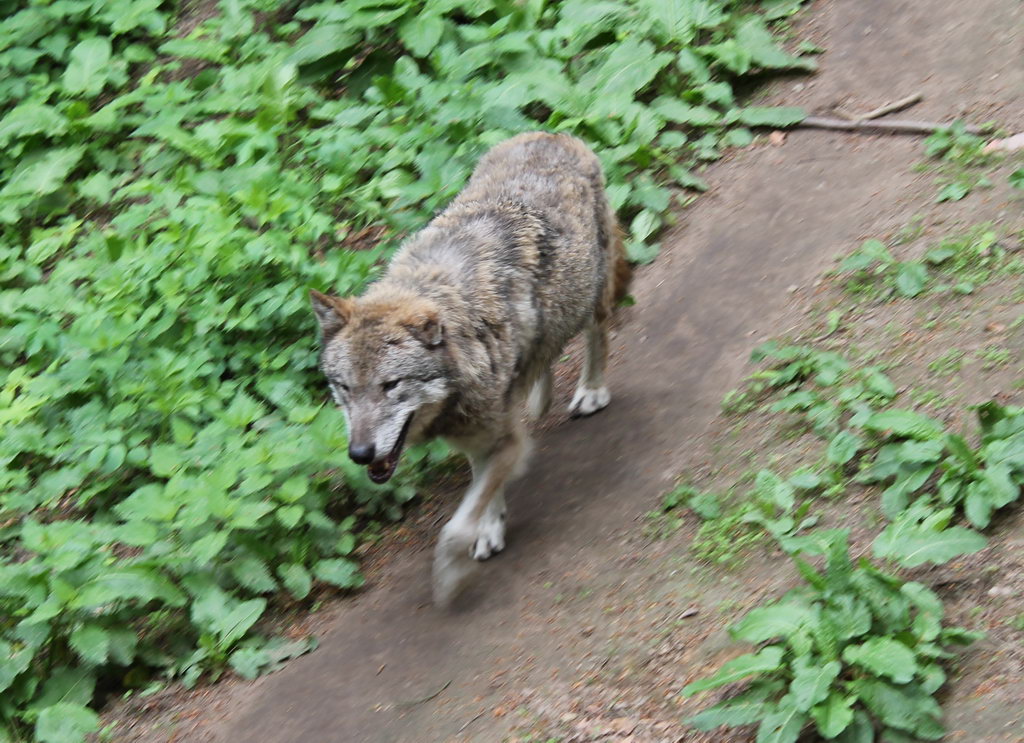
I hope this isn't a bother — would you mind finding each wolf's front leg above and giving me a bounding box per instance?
[433,424,527,607]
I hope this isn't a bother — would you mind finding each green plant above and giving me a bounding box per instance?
[977,345,1012,370]
[839,239,930,299]
[687,469,823,565]
[927,349,965,376]
[923,121,995,202]
[683,529,983,742]
[857,403,1024,566]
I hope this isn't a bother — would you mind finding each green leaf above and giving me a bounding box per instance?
[851,679,943,736]
[313,558,364,589]
[842,637,917,683]
[873,511,987,568]
[687,680,783,730]
[63,37,113,97]
[1,147,86,199]
[756,696,806,743]
[215,599,267,648]
[70,624,110,666]
[682,646,785,695]
[753,470,795,511]
[652,97,720,125]
[35,703,100,743]
[827,431,862,465]
[288,24,358,66]
[33,667,96,709]
[894,262,928,297]
[399,13,444,57]
[790,658,840,711]
[936,181,970,202]
[730,106,806,127]
[863,409,944,440]
[835,709,874,743]
[1010,168,1024,190]
[231,556,277,593]
[732,603,814,643]
[811,692,854,739]
[279,563,313,599]
[73,567,187,609]
[229,646,269,680]
[734,17,817,71]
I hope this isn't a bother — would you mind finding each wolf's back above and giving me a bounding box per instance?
[375,132,625,407]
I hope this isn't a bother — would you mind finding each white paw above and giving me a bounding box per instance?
[434,524,477,607]
[568,386,611,417]
[472,509,506,561]
[527,373,553,420]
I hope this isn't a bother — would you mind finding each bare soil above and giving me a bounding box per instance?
[108,0,1024,740]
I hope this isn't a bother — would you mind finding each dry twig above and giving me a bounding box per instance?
[798,116,989,135]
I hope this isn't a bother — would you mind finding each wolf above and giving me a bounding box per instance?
[310,132,631,606]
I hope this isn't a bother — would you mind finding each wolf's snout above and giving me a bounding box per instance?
[348,442,375,464]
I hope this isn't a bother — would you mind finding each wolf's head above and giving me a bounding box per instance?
[310,288,451,484]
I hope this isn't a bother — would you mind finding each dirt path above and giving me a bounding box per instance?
[125,1,1023,741]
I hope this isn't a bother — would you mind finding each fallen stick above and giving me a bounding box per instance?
[798,116,989,135]
[389,679,452,709]
[857,92,923,121]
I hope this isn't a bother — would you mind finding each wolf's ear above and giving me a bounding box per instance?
[405,310,444,347]
[310,289,352,337]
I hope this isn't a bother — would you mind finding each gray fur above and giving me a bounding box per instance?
[311,132,630,606]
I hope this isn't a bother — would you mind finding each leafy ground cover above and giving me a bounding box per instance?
[0,0,818,738]
[665,138,1024,740]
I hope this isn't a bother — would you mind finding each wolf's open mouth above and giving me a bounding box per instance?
[367,414,413,484]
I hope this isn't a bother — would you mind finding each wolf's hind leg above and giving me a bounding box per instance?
[433,423,527,606]
[568,319,611,417]
[527,366,553,420]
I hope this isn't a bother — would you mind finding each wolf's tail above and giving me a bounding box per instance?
[610,219,632,304]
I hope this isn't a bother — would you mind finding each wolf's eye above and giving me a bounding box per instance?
[382,380,401,393]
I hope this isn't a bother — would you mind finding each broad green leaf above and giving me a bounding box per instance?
[735,17,817,70]
[652,97,720,126]
[69,624,111,666]
[215,599,267,648]
[231,556,277,593]
[827,431,862,465]
[732,603,814,643]
[278,563,313,599]
[35,703,100,743]
[753,469,795,511]
[873,513,986,567]
[894,262,928,297]
[63,37,113,97]
[229,646,269,680]
[863,409,944,440]
[73,567,187,609]
[842,637,917,683]
[33,667,96,709]
[811,692,854,739]
[936,181,970,202]
[682,646,784,695]
[399,14,444,56]
[756,696,806,743]
[790,658,839,711]
[1010,168,1024,189]
[687,680,783,730]
[835,709,874,743]
[288,24,359,66]
[0,104,68,146]
[1,147,85,199]
[730,106,806,127]
[851,679,943,736]
[313,558,364,589]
